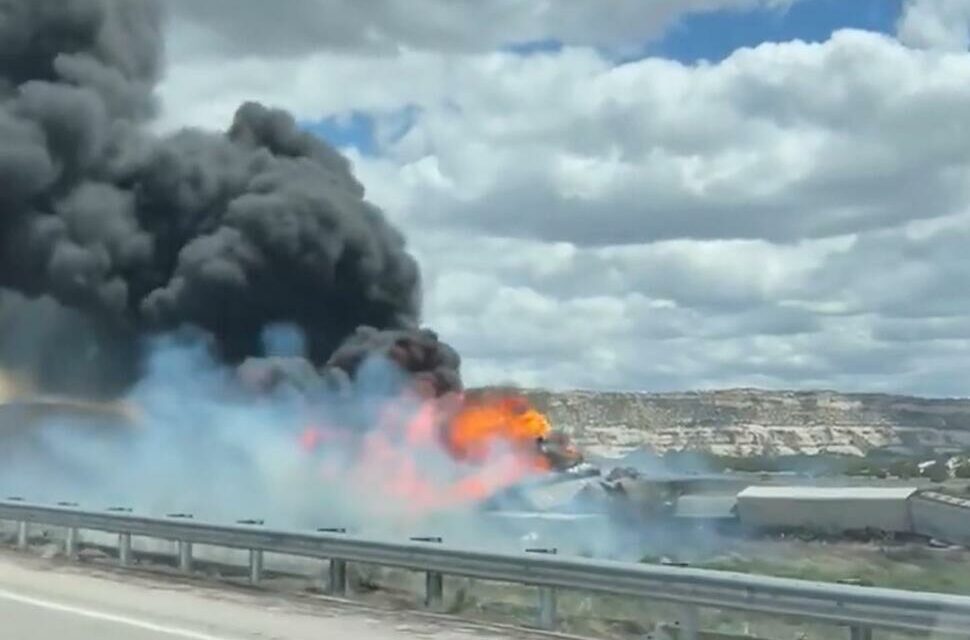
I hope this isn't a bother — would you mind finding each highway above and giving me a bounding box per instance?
[0,551,541,640]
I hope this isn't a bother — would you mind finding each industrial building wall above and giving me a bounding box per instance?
[910,493,970,546]
[736,487,917,534]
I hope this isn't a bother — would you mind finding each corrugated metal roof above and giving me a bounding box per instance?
[737,486,918,500]
[917,491,970,509]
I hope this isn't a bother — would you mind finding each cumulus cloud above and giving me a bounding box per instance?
[898,0,970,51]
[160,31,970,244]
[162,0,798,58]
[381,32,970,245]
[151,4,970,396]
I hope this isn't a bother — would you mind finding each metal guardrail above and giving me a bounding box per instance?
[2,499,970,638]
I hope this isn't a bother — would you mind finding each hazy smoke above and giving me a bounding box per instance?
[0,0,457,394]
[0,336,522,543]
[0,290,138,397]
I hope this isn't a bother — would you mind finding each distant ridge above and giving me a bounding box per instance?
[474,387,970,458]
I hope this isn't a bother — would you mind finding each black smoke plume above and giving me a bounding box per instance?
[327,326,462,398]
[0,0,460,397]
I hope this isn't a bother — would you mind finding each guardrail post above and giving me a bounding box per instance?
[537,586,557,630]
[65,527,79,559]
[118,533,132,566]
[850,626,873,640]
[16,521,28,549]
[178,540,192,573]
[425,571,444,609]
[315,527,348,596]
[237,519,265,585]
[166,513,194,574]
[329,559,346,595]
[412,536,445,610]
[677,605,700,640]
[249,549,264,585]
[527,547,558,630]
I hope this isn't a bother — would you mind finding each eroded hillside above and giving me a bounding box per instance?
[478,388,970,458]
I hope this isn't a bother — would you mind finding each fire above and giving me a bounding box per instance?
[445,395,551,463]
[299,392,556,516]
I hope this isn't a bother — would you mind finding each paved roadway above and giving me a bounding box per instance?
[0,551,544,640]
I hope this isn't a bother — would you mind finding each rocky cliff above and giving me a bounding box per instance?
[477,388,970,459]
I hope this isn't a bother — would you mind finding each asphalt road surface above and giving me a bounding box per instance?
[0,551,545,640]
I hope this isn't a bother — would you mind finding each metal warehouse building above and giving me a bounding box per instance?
[910,491,970,546]
[673,495,739,521]
[736,486,918,534]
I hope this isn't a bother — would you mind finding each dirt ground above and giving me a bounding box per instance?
[695,537,970,595]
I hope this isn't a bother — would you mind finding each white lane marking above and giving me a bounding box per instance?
[0,587,241,640]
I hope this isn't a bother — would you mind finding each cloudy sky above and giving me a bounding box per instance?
[156,0,970,396]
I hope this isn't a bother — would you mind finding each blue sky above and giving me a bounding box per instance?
[651,0,904,62]
[303,111,378,156]
[306,0,906,155]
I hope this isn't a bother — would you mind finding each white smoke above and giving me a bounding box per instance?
[0,331,546,545]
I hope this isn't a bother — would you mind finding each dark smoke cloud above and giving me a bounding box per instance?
[327,326,462,397]
[0,0,460,396]
[235,326,462,399]
[0,291,138,397]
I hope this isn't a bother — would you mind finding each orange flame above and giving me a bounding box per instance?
[298,392,554,517]
[445,395,551,463]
